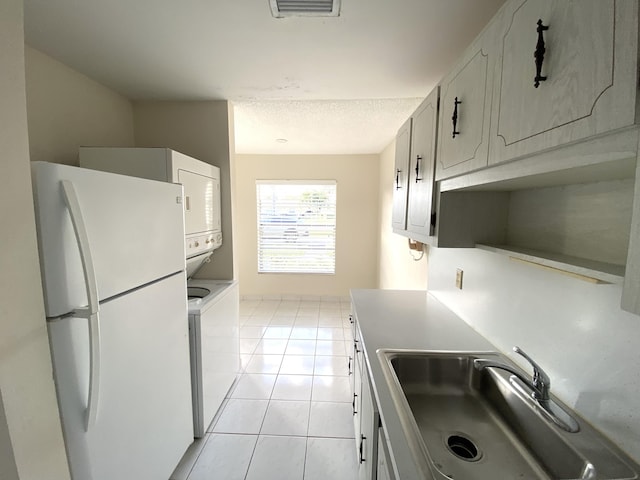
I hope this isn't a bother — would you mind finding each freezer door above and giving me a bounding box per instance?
[48,273,192,480]
[31,161,186,317]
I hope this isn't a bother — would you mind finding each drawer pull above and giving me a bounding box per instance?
[534,19,549,88]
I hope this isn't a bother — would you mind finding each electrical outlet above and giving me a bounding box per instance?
[455,269,464,289]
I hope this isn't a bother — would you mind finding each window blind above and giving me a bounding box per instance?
[256,181,337,274]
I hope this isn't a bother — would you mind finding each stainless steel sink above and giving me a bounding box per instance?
[377,349,639,480]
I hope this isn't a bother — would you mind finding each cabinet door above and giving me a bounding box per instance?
[407,88,439,237]
[489,0,638,165]
[351,328,363,452]
[358,371,378,480]
[377,429,395,480]
[436,27,496,180]
[391,118,412,231]
[352,341,362,449]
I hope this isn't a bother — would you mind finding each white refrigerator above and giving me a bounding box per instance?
[31,161,193,480]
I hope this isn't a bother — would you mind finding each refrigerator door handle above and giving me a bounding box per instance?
[85,312,101,431]
[61,180,101,431]
[61,180,99,315]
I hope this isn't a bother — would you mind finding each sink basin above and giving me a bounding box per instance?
[377,349,639,480]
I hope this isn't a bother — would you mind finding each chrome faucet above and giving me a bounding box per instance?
[474,346,579,433]
[474,346,550,402]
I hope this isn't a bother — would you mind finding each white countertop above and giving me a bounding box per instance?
[350,289,496,480]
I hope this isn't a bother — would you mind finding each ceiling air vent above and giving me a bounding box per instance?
[269,0,341,18]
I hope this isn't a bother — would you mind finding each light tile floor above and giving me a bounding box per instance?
[172,298,358,480]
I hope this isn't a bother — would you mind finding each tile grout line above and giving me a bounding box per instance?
[242,298,281,480]
[182,433,213,480]
[235,299,355,478]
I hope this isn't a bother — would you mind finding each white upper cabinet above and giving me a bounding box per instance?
[435,22,498,181]
[489,0,638,165]
[391,118,412,231]
[407,88,439,238]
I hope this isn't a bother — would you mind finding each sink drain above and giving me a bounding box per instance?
[446,434,480,461]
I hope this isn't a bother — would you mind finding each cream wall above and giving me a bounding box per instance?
[25,46,134,165]
[0,3,71,479]
[235,154,379,297]
[133,101,237,281]
[377,141,428,290]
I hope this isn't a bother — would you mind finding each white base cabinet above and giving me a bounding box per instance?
[350,316,380,480]
[358,372,379,480]
[376,428,396,480]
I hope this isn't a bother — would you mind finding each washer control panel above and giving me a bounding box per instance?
[186,232,222,258]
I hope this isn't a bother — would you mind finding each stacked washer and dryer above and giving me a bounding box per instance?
[80,147,239,438]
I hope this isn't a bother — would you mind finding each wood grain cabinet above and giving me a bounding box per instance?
[391,118,412,231]
[435,21,498,181]
[392,88,439,241]
[406,88,439,238]
[390,0,640,316]
[489,0,639,165]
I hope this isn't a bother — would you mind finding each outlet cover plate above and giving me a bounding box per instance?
[455,269,463,289]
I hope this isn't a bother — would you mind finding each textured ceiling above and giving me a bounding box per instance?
[234,98,425,154]
[23,0,506,154]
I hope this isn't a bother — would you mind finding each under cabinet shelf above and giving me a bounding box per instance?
[476,244,625,285]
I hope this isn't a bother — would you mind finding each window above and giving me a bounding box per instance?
[257,181,337,274]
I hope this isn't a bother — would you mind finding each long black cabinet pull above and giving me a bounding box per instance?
[452,97,461,138]
[359,434,366,463]
[395,169,402,190]
[414,155,423,182]
[534,19,549,88]
[352,392,358,415]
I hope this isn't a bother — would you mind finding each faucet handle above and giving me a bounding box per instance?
[513,346,550,401]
